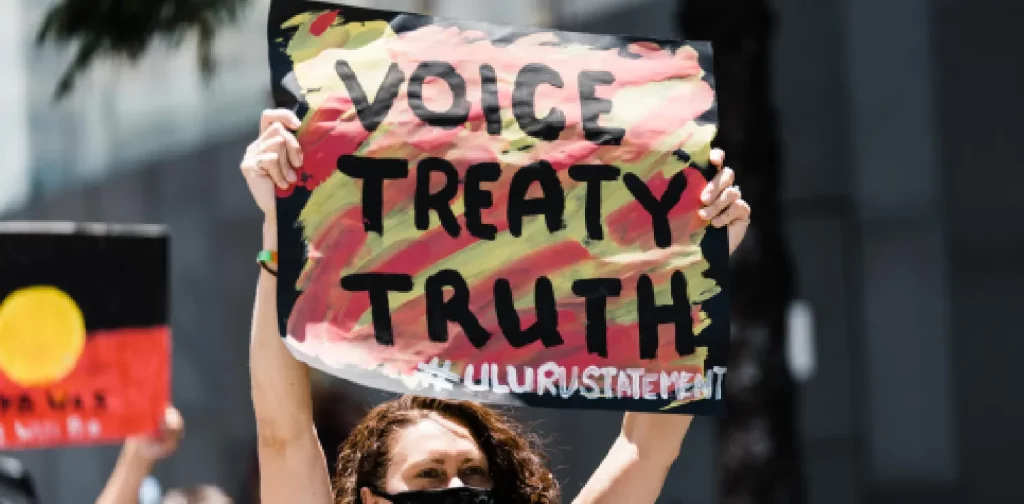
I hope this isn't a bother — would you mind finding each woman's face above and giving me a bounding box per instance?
[367,414,494,499]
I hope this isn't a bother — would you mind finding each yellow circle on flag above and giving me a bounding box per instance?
[0,285,86,387]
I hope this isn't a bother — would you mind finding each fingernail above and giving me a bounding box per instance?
[698,209,709,220]
[286,170,297,183]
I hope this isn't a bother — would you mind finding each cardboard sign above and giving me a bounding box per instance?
[269,1,730,414]
[0,222,170,449]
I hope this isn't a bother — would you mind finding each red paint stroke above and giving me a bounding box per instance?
[289,210,366,343]
[309,10,339,37]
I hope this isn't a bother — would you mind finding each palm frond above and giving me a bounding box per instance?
[36,0,251,100]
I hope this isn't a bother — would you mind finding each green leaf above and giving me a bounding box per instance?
[35,0,251,100]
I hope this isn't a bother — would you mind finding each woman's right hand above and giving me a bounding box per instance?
[244,109,333,504]
[240,109,305,222]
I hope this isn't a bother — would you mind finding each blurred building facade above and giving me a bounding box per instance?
[2,0,1022,503]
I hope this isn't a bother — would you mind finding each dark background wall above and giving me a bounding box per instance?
[3,0,1022,503]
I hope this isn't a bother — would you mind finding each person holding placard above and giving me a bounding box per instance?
[241,109,750,504]
[96,405,233,504]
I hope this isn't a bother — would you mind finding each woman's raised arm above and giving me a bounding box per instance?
[244,109,333,504]
[574,149,750,504]
[574,413,694,504]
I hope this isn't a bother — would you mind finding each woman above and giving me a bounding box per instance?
[242,109,751,504]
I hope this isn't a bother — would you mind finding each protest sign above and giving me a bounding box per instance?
[0,222,170,449]
[269,1,729,414]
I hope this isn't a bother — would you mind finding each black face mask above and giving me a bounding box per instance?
[369,486,495,504]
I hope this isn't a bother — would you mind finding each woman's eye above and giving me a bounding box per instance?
[416,468,444,479]
[462,466,489,477]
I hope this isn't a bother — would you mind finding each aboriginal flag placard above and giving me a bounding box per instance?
[270,1,729,415]
[0,222,169,450]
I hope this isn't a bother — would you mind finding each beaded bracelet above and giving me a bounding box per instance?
[257,250,278,277]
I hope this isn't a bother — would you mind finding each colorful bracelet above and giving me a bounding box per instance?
[257,250,278,276]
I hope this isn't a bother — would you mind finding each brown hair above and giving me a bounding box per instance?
[332,395,560,504]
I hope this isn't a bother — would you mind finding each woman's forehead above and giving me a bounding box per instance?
[388,416,484,462]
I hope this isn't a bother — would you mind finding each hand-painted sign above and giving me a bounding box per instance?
[269,1,729,414]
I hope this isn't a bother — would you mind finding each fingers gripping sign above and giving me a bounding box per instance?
[241,109,306,220]
[698,149,751,254]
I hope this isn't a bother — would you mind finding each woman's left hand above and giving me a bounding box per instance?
[697,149,751,254]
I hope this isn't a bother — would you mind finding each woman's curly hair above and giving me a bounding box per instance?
[332,395,560,504]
